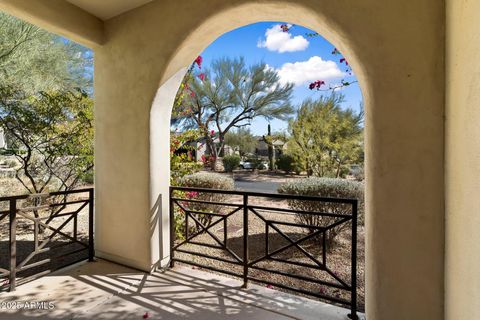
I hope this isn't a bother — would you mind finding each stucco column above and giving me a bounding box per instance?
[445,0,480,318]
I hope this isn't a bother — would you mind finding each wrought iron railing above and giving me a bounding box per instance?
[0,188,94,292]
[169,186,358,319]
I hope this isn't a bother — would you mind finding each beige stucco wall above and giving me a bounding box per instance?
[445,0,480,318]
[0,0,448,319]
[95,1,445,319]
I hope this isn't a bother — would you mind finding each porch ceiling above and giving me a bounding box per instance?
[66,0,153,20]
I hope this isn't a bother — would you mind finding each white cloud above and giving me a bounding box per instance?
[273,56,344,86]
[257,24,309,53]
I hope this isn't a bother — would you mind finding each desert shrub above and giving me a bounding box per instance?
[278,177,364,248]
[177,172,234,233]
[276,154,294,173]
[351,165,364,181]
[80,170,94,184]
[222,155,240,172]
[179,172,234,190]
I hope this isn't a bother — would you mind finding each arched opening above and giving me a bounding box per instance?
[151,16,367,316]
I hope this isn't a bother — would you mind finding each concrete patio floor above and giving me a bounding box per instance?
[0,259,363,320]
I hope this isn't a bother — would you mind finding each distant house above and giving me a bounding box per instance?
[173,134,235,162]
[255,136,285,158]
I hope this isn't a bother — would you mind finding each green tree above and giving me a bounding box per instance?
[287,94,363,178]
[172,57,294,169]
[0,87,94,194]
[0,12,92,93]
[224,128,257,156]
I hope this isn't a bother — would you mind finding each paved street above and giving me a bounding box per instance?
[234,179,280,193]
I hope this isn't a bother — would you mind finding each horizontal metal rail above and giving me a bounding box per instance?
[169,185,358,319]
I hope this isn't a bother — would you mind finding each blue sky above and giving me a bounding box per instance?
[195,22,363,136]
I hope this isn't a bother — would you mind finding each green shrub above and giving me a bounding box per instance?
[222,155,240,172]
[176,172,234,232]
[80,170,94,184]
[278,177,364,248]
[276,154,294,173]
[246,156,267,170]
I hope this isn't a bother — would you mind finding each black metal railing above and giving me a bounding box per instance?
[0,188,94,292]
[169,186,358,319]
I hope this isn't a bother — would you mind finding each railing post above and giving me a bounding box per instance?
[242,193,248,288]
[223,218,228,249]
[169,187,175,268]
[9,199,16,292]
[348,200,358,319]
[88,188,95,262]
[265,223,269,256]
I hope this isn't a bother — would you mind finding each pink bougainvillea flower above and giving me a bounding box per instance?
[308,80,326,90]
[198,73,205,81]
[194,56,203,69]
[210,129,215,135]
[280,24,290,32]
[189,91,195,97]
[186,191,199,198]
[143,312,149,319]
[340,58,349,65]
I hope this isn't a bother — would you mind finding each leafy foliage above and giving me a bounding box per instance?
[222,155,240,172]
[0,87,93,194]
[0,12,92,94]
[278,177,364,248]
[276,154,295,173]
[170,129,202,185]
[287,94,363,178]
[224,128,257,156]
[170,129,202,239]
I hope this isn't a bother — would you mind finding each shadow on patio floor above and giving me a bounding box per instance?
[0,259,363,320]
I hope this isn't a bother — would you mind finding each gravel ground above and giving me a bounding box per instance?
[173,193,365,311]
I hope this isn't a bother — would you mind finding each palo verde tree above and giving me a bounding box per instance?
[0,12,92,94]
[172,56,294,168]
[287,93,363,178]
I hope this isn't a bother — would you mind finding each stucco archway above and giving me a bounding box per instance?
[149,2,370,269]
[150,11,369,298]
[0,0,457,318]
[91,1,445,319]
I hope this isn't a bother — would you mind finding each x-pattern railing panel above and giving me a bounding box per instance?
[170,186,358,319]
[0,188,94,292]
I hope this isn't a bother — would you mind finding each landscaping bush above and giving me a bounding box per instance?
[222,155,240,172]
[276,154,295,173]
[80,170,94,184]
[177,172,234,232]
[278,177,364,248]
